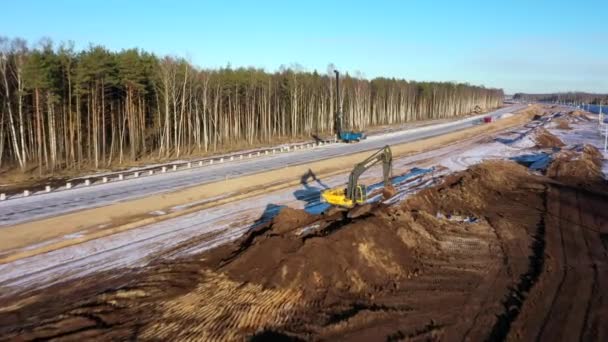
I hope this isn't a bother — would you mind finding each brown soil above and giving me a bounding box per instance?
[569,109,592,120]
[554,118,572,130]
[382,184,397,199]
[547,144,606,189]
[534,127,565,148]
[2,152,607,341]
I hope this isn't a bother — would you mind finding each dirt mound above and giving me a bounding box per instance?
[547,144,606,188]
[404,161,541,218]
[554,118,571,130]
[569,109,591,120]
[268,207,316,235]
[534,127,564,148]
[216,206,426,294]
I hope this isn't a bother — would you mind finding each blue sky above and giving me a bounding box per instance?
[2,0,607,94]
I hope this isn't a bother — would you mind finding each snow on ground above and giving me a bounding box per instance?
[436,123,543,171]
[547,113,608,178]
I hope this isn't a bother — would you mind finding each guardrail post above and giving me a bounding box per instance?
[133,172,139,178]
[172,165,177,171]
[162,166,167,173]
[23,190,30,197]
[199,161,204,166]
[187,162,192,168]
[265,150,268,155]
[66,182,72,189]
[148,170,154,175]
[604,124,608,153]
[84,179,91,186]
[210,159,214,164]
[118,174,124,180]
[102,177,108,183]
[257,152,261,156]
[0,193,5,201]
[240,155,243,160]
[230,156,234,161]
[248,153,252,158]
[220,158,224,163]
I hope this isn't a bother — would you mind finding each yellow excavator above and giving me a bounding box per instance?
[321,145,396,208]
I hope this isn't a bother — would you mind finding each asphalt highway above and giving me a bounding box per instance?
[0,105,524,226]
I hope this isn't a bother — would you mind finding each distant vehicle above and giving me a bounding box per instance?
[473,116,494,125]
[333,70,366,143]
[339,130,366,142]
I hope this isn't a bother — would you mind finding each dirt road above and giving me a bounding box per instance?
[510,183,608,341]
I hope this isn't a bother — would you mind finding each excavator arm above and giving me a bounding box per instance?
[346,145,392,200]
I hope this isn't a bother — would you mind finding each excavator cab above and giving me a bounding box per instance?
[320,184,366,208]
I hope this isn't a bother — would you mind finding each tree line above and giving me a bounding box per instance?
[0,37,504,174]
[514,92,608,105]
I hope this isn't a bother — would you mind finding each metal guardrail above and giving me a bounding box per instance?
[0,104,528,201]
[0,138,337,201]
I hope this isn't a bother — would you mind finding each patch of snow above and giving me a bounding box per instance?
[436,212,479,223]
[63,232,86,239]
[170,194,231,212]
[437,141,523,172]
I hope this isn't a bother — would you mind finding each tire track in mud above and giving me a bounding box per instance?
[486,192,546,341]
[460,217,515,340]
[576,188,607,341]
[536,186,568,340]
[578,189,600,342]
[509,184,608,341]
[536,186,594,341]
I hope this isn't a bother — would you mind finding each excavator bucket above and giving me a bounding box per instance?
[382,185,397,200]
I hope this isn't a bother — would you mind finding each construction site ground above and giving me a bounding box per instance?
[1,105,607,341]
